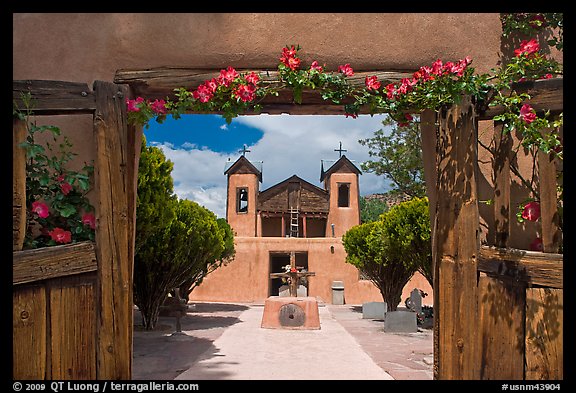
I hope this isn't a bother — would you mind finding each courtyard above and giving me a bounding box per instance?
[132,302,433,380]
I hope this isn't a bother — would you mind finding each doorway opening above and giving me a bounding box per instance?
[268,252,309,296]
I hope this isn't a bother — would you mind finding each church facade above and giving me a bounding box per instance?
[190,153,432,305]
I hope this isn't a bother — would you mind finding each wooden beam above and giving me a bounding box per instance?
[93,80,132,380]
[433,95,480,380]
[115,68,561,118]
[13,118,27,251]
[114,67,412,112]
[114,67,412,94]
[477,245,563,289]
[478,78,563,120]
[13,80,96,115]
[13,241,98,285]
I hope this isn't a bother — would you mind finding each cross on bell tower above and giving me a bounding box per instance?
[239,144,251,156]
[334,141,347,158]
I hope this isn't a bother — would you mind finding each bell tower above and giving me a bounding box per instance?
[320,154,361,237]
[224,155,262,237]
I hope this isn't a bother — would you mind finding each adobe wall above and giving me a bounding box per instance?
[226,173,259,236]
[190,236,433,306]
[13,13,504,84]
[325,172,361,237]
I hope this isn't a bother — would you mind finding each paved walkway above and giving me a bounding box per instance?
[132,301,433,380]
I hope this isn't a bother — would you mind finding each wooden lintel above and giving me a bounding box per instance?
[115,68,562,118]
[477,245,563,288]
[12,241,97,285]
[114,67,413,92]
[478,78,563,120]
[13,80,96,115]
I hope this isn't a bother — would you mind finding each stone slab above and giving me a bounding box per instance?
[383,310,417,333]
[362,301,387,319]
[279,284,307,297]
[260,296,321,330]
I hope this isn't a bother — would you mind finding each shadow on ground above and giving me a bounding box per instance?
[132,302,248,380]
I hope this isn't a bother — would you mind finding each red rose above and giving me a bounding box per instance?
[49,227,72,244]
[522,201,541,221]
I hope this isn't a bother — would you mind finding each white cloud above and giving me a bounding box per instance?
[219,124,228,130]
[234,114,393,194]
[152,114,393,218]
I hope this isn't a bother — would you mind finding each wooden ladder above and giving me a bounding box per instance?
[289,208,299,237]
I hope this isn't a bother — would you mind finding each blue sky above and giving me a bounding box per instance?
[144,113,393,218]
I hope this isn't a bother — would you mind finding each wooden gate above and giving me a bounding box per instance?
[423,81,563,379]
[12,80,141,379]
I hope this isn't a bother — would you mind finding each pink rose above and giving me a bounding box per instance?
[514,39,540,57]
[338,64,354,77]
[32,201,50,218]
[365,75,381,91]
[310,61,323,72]
[82,212,96,230]
[234,84,257,102]
[218,66,239,87]
[205,78,219,93]
[149,99,167,115]
[431,59,443,76]
[385,83,396,100]
[519,104,537,124]
[244,72,260,85]
[193,85,214,103]
[126,97,144,112]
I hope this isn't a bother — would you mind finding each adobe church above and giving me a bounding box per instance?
[189,149,432,305]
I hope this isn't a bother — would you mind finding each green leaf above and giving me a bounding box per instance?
[39,173,51,186]
[58,204,77,218]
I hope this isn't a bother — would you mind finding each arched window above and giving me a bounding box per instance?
[338,183,350,207]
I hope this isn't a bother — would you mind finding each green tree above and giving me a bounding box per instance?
[359,116,426,198]
[134,141,234,330]
[135,136,177,255]
[342,197,432,310]
[382,197,432,288]
[177,216,236,300]
[359,196,389,223]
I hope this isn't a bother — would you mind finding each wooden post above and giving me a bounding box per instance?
[289,252,297,296]
[93,81,132,379]
[433,96,480,379]
[302,215,307,238]
[538,149,561,253]
[420,109,438,239]
[493,121,512,248]
[281,214,286,238]
[13,118,27,251]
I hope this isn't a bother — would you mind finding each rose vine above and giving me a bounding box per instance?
[126,13,562,252]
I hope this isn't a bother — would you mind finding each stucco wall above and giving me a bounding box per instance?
[190,236,433,306]
[13,13,504,85]
[326,173,361,237]
[226,173,259,237]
